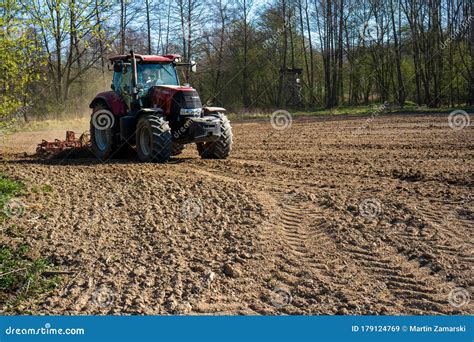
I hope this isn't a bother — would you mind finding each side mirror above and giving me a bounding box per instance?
[113,61,123,73]
[191,61,197,73]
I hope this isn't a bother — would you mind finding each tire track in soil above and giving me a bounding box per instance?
[389,202,474,290]
[272,200,346,313]
[325,202,463,315]
[338,244,450,314]
[189,166,334,311]
[187,160,399,314]
[262,197,411,314]
[259,198,343,314]
[338,200,466,314]
[186,165,349,313]
[188,161,465,314]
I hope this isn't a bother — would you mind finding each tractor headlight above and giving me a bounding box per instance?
[180,108,202,116]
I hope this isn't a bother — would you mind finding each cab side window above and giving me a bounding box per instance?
[121,67,131,92]
[120,66,132,109]
[112,72,122,93]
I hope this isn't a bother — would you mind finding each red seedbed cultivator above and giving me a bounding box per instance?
[36,131,90,156]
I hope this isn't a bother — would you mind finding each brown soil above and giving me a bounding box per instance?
[1,113,472,315]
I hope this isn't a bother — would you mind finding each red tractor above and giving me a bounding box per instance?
[89,51,232,162]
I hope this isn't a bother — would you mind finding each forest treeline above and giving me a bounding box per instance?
[0,0,473,121]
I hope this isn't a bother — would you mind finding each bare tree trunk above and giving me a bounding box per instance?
[242,0,251,108]
[288,9,295,68]
[145,0,152,54]
[64,1,74,102]
[304,0,315,104]
[54,3,62,106]
[469,1,474,105]
[165,0,172,53]
[320,0,332,107]
[390,0,405,106]
[120,0,125,54]
[95,0,106,87]
[447,0,454,106]
[402,0,422,105]
[298,0,309,106]
[431,0,442,107]
[213,0,227,104]
[277,0,288,107]
[186,0,193,81]
[337,0,343,104]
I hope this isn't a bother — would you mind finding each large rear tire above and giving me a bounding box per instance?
[136,114,172,163]
[197,113,232,159]
[90,104,116,161]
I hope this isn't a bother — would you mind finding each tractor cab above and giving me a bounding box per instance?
[110,54,182,110]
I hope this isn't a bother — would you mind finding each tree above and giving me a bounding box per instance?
[0,0,41,120]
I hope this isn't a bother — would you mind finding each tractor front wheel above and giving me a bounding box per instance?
[197,113,233,159]
[136,115,172,163]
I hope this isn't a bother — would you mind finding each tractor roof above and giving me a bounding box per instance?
[109,53,181,63]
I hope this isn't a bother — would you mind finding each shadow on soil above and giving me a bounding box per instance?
[3,147,192,166]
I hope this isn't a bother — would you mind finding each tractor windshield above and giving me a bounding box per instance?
[137,63,179,90]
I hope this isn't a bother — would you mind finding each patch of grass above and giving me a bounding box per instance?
[227,105,474,121]
[0,174,25,223]
[0,245,60,310]
[0,175,60,312]
[31,184,53,194]
[40,184,53,193]
[294,105,383,117]
[0,174,24,198]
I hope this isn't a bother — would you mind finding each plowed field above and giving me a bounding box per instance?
[1,113,472,315]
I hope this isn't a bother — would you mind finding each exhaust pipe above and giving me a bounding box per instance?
[130,50,138,101]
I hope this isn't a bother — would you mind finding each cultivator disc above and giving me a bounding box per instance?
[36,131,90,156]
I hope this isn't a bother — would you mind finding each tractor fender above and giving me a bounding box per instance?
[203,106,226,114]
[136,108,164,120]
[89,91,128,116]
[120,109,165,142]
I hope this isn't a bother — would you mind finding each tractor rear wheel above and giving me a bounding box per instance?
[90,104,116,161]
[197,113,233,159]
[136,114,172,163]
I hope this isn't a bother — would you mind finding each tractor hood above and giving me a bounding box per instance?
[147,85,201,117]
[149,85,195,95]
[159,85,194,90]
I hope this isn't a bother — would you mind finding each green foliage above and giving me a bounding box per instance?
[0,0,42,119]
[0,174,59,310]
[0,244,59,309]
[0,173,24,198]
[31,184,53,194]
[0,173,24,223]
